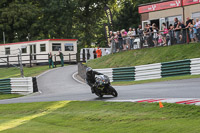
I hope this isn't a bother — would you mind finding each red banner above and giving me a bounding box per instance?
[139,0,182,13]
[182,0,200,6]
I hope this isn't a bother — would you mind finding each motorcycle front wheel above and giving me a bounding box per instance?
[109,86,118,97]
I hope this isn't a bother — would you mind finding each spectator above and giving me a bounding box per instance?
[168,24,175,45]
[105,49,110,55]
[186,17,193,42]
[48,52,54,68]
[162,23,168,46]
[143,24,149,47]
[174,17,181,44]
[189,21,195,43]
[127,28,133,49]
[93,48,97,59]
[100,49,102,57]
[113,32,118,52]
[108,31,113,48]
[147,23,154,47]
[137,25,143,48]
[186,17,193,28]
[117,31,123,51]
[193,19,198,42]
[121,29,128,50]
[195,18,200,42]
[152,23,158,47]
[158,32,163,46]
[58,51,64,67]
[180,21,186,43]
[96,47,101,58]
[130,28,136,49]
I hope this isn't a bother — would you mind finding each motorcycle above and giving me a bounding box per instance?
[93,74,118,97]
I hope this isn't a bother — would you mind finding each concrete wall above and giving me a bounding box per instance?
[141,13,149,21]
[184,4,200,19]
[149,7,183,20]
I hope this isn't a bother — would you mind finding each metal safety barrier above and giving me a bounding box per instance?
[0,79,11,93]
[112,67,135,82]
[0,77,37,94]
[135,63,161,81]
[161,59,191,78]
[87,58,200,82]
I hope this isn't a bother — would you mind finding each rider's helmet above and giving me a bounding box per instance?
[86,67,93,73]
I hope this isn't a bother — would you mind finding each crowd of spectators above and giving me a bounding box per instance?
[108,17,200,53]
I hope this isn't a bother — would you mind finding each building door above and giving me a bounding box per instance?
[30,44,36,60]
[150,19,160,29]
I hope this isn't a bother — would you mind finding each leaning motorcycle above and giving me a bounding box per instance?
[93,74,118,97]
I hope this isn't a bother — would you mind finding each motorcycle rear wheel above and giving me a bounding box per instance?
[96,93,103,98]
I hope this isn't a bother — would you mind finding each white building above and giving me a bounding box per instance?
[80,48,111,61]
[0,39,78,66]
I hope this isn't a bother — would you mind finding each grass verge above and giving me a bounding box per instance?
[0,94,23,100]
[0,101,200,133]
[87,43,200,69]
[112,74,200,86]
[0,64,65,79]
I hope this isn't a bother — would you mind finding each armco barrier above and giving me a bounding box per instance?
[78,58,200,82]
[113,67,135,82]
[11,77,33,94]
[0,79,11,93]
[190,58,200,75]
[135,63,161,81]
[0,77,37,94]
[161,59,191,78]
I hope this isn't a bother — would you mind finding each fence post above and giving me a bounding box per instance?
[69,53,71,64]
[18,55,20,66]
[29,53,32,67]
[7,56,9,68]
[76,53,79,63]
[54,54,57,68]
[186,28,189,44]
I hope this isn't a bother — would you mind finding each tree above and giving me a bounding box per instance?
[0,1,41,43]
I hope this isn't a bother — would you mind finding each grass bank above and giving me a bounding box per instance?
[0,94,23,100]
[0,65,65,79]
[0,101,200,133]
[87,43,200,69]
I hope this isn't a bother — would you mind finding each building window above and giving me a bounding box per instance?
[64,43,74,51]
[192,12,200,22]
[52,43,61,51]
[5,47,10,55]
[21,46,27,54]
[40,44,46,52]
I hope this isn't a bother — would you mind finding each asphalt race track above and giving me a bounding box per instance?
[0,65,200,104]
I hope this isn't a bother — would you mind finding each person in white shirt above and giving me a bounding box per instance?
[127,28,133,49]
[105,49,110,55]
[195,18,200,42]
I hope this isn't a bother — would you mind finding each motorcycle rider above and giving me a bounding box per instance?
[86,67,102,93]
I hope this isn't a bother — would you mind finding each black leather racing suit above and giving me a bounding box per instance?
[86,70,102,93]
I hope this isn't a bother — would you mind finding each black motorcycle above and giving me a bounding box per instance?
[93,74,118,97]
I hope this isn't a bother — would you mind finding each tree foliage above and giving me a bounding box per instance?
[0,0,159,47]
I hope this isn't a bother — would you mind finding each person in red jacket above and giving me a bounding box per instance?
[96,47,101,58]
